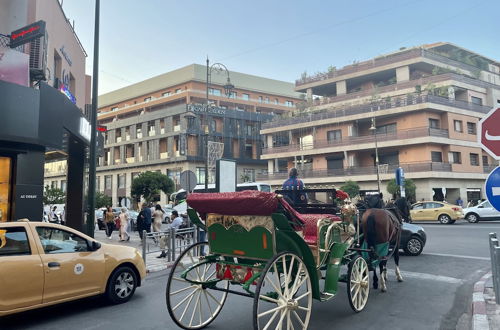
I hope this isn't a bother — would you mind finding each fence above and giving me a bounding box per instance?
[489,233,500,304]
[141,226,199,264]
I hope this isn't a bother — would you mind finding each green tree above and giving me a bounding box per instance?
[43,185,66,205]
[386,178,416,201]
[340,180,360,198]
[95,191,112,209]
[131,171,175,203]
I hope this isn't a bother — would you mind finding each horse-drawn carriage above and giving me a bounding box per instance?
[165,189,402,330]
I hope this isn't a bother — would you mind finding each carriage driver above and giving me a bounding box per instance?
[282,167,307,205]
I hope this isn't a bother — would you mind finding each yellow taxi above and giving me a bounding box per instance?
[0,220,146,316]
[410,201,464,224]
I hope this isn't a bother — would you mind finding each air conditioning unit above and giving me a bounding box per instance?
[29,31,48,81]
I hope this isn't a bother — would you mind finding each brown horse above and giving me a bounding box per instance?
[361,208,403,292]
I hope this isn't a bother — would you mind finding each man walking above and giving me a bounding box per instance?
[138,203,152,239]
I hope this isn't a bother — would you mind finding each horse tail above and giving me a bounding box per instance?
[366,213,377,249]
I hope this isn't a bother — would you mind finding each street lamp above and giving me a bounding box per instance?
[205,58,234,192]
[370,117,381,193]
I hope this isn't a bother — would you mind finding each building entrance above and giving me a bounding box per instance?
[0,156,13,222]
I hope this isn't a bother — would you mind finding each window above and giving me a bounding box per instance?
[470,153,479,166]
[412,203,423,210]
[327,158,344,170]
[274,98,279,105]
[209,119,216,132]
[258,96,263,103]
[327,129,342,142]
[196,167,206,184]
[60,180,67,193]
[104,175,112,190]
[96,176,100,191]
[111,107,118,111]
[175,88,182,94]
[162,91,171,97]
[136,124,142,138]
[229,91,237,99]
[467,122,477,135]
[208,88,221,96]
[471,96,483,105]
[144,97,151,102]
[264,97,270,104]
[429,118,440,129]
[379,152,399,165]
[454,120,463,132]
[117,174,126,189]
[285,101,294,107]
[36,227,89,254]
[131,172,141,182]
[0,227,31,256]
[242,168,256,182]
[431,151,443,162]
[246,124,254,136]
[483,156,489,166]
[242,93,249,101]
[376,123,397,134]
[449,151,461,164]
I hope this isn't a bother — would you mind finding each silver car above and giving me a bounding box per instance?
[464,200,500,223]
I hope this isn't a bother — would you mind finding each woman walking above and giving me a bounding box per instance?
[104,206,115,239]
[152,204,164,232]
[119,207,130,241]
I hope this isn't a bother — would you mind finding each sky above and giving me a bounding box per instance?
[60,0,500,95]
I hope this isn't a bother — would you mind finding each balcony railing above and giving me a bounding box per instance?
[484,165,498,173]
[263,127,449,155]
[257,162,452,181]
[295,48,496,87]
[262,94,491,130]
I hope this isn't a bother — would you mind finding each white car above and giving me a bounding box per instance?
[463,200,500,223]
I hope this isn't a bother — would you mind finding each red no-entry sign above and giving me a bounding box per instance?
[479,107,500,160]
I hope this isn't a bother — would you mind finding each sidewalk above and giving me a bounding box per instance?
[94,229,174,273]
[472,272,500,330]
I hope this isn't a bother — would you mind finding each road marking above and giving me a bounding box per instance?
[424,252,490,261]
[387,269,462,284]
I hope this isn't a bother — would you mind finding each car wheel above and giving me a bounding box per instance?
[106,266,138,304]
[438,214,451,224]
[404,236,424,256]
[466,213,480,223]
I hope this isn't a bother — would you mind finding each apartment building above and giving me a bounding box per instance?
[259,43,500,204]
[43,64,300,206]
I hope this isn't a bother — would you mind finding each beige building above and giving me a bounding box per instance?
[259,43,500,204]
[46,64,301,206]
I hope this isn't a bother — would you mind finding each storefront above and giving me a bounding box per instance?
[0,80,94,231]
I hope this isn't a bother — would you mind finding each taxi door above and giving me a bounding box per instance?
[0,224,44,312]
[34,226,105,303]
[410,203,424,221]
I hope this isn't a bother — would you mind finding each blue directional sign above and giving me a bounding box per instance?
[485,166,500,212]
[395,167,405,186]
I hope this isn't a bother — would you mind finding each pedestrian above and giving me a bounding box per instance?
[158,210,182,258]
[104,206,115,239]
[282,167,307,205]
[60,206,66,226]
[138,203,152,240]
[455,196,464,207]
[153,204,164,232]
[119,207,130,241]
[48,206,59,223]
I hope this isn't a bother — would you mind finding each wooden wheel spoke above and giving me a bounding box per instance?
[173,288,197,312]
[258,305,284,318]
[259,294,279,304]
[262,308,281,330]
[188,291,201,327]
[205,290,223,307]
[292,311,305,328]
[178,289,196,322]
[203,290,214,318]
[171,285,196,296]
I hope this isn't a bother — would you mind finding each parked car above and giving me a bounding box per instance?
[464,200,500,223]
[410,201,463,224]
[128,210,139,231]
[162,206,174,223]
[0,220,146,316]
[400,222,427,256]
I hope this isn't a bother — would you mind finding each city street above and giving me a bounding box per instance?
[1,220,497,330]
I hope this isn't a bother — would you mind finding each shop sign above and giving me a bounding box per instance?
[9,20,46,48]
[187,103,226,115]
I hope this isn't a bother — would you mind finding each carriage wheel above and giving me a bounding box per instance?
[253,252,312,330]
[166,242,228,329]
[347,255,370,312]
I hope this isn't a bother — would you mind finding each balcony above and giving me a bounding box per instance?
[257,162,453,181]
[126,157,135,164]
[484,165,497,173]
[262,94,491,130]
[262,127,449,155]
[295,48,495,87]
[137,132,143,138]
[160,152,169,159]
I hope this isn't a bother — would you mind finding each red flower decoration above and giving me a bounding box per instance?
[336,190,349,200]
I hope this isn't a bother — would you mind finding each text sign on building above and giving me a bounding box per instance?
[478,107,500,160]
[485,166,500,212]
[9,20,46,48]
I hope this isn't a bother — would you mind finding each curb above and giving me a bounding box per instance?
[472,272,492,330]
[146,261,175,273]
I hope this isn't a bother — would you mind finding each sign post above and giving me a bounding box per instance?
[395,167,405,198]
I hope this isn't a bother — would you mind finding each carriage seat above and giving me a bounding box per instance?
[300,214,341,245]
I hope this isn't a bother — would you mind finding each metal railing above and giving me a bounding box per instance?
[256,162,453,181]
[489,233,500,304]
[263,94,491,130]
[141,226,199,263]
[262,127,449,154]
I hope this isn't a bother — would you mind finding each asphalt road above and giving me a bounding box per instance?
[1,220,497,330]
